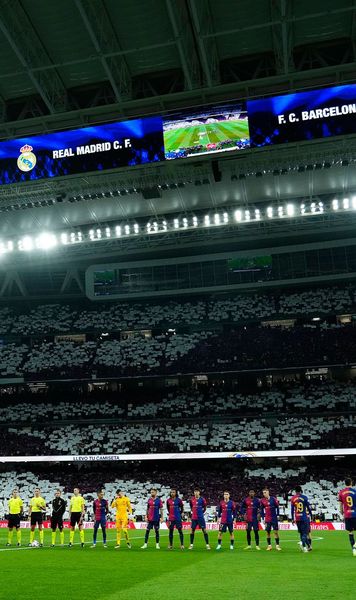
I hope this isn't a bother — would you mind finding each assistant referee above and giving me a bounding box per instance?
[6,489,23,547]
[68,487,85,548]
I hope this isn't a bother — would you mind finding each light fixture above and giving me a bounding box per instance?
[7,192,356,257]
[21,236,34,251]
[332,199,339,210]
[35,232,57,249]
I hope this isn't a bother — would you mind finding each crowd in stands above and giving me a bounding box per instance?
[0,412,354,456]
[23,340,97,377]
[0,378,355,464]
[278,287,351,315]
[1,286,355,530]
[0,344,29,377]
[0,285,354,337]
[2,323,356,378]
[0,284,355,379]
[1,380,356,425]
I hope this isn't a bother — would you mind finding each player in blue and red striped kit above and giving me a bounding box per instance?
[141,488,163,550]
[291,485,313,553]
[216,491,236,550]
[166,489,184,550]
[241,489,261,550]
[260,488,281,551]
[189,488,211,550]
[91,490,108,548]
[338,477,356,556]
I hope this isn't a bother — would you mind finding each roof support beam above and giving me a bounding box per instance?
[0,41,177,82]
[0,270,27,297]
[2,60,356,139]
[187,0,220,87]
[165,0,201,90]
[0,94,6,122]
[74,0,132,102]
[271,0,294,75]
[60,268,84,294]
[0,1,67,114]
[351,0,356,60]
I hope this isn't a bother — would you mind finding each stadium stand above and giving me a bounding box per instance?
[278,287,352,315]
[2,322,356,379]
[0,344,30,378]
[1,380,356,423]
[11,304,75,335]
[22,340,97,377]
[1,413,354,456]
[0,285,354,337]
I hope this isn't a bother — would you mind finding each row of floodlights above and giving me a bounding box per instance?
[0,197,355,255]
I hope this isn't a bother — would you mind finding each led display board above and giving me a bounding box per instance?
[2,84,356,186]
[0,116,164,185]
[162,102,250,160]
[228,255,272,272]
[0,102,250,185]
[247,83,356,147]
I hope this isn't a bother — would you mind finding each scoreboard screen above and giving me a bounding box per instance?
[0,102,249,186]
[0,116,164,185]
[163,102,250,160]
[2,82,356,186]
[247,83,356,147]
[228,255,272,272]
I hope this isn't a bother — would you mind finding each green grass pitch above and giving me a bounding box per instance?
[0,529,354,600]
[163,120,250,153]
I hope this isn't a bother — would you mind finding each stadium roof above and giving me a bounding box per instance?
[1,0,356,262]
[0,0,356,136]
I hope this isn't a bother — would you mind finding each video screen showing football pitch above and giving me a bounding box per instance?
[163,104,250,159]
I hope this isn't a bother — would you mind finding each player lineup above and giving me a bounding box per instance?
[5,479,356,556]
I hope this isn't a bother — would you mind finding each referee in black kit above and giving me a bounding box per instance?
[51,489,67,546]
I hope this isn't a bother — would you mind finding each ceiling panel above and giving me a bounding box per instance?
[106,0,180,75]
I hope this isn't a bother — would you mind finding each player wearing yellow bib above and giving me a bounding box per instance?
[28,488,46,546]
[6,489,23,547]
[111,490,132,549]
[68,487,85,548]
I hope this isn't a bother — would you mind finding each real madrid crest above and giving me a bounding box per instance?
[17,144,37,172]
